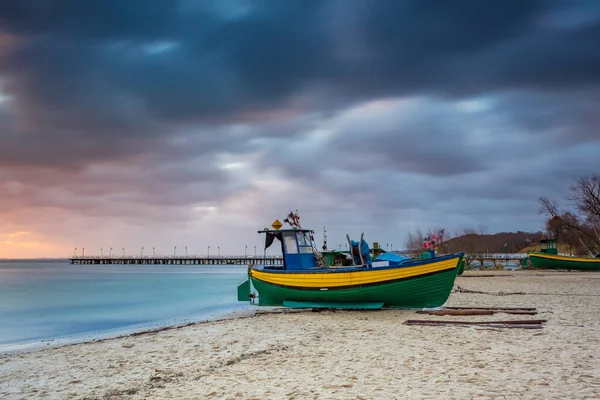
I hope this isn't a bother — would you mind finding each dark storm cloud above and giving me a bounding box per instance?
[2,0,599,149]
[257,88,600,180]
[493,90,600,143]
[253,90,600,218]
[0,154,245,229]
[0,0,181,38]
[0,0,327,128]
[1,0,600,252]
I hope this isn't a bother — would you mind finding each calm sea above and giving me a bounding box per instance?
[0,260,250,352]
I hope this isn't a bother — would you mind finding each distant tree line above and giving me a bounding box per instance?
[403,174,600,259]
[539,174,600,256]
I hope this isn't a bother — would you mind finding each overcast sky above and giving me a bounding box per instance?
[1,0,600,258]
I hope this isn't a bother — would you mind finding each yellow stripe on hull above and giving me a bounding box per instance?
[250,257,458,288]
[530,253,600,263]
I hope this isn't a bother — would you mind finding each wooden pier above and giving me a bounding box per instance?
[467,253,528,267]
[69,256,283,266]
[69,252,529,267]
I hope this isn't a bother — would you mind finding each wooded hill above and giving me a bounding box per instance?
[443,231,544,254]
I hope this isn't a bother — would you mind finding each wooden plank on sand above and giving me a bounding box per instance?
[417,323,543,329]
[404,319,546,325]
[417,310,494,316]
[444,306,537,311]
[417,309,537,316]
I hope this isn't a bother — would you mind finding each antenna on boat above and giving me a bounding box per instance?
[323,226,328,251]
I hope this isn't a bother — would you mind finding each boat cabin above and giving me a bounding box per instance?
[539,238,558,255]
[321,249,353,267]
[371,242,385,259]
[260,229,321,270]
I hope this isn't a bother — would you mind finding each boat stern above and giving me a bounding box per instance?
[237,277,251,302]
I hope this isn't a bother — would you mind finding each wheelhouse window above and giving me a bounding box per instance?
[298,232,313,254]
[283,232,298,254]
[297,233,306,246]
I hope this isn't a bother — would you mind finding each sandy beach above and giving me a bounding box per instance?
[2,270,600,400]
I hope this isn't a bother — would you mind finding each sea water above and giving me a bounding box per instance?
[0,260,250,352]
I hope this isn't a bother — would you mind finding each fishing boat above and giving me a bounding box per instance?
[457,259,466,275]
[529,238,600,271]
[529,253,600,270]
[237,213,465,309]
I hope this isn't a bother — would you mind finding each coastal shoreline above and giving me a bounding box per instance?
[0,262,250,356]
[2,270,600,399]
[0,307,257,356]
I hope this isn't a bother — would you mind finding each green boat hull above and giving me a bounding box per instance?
[529,253,600,271]
[250,268,459,309]
[457,259,465,275]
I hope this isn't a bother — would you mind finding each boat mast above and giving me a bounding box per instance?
[323,226,328,251]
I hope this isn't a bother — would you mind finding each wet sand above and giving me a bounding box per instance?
[1,270,600,399]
